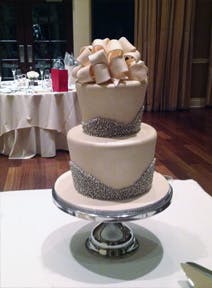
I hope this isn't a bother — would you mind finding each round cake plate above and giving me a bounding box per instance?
[52,171,173,257]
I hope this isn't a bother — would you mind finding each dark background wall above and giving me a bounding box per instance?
[91,0,134,43]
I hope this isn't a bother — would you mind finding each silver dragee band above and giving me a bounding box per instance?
[82,106,144,137]
[70,158,155,201]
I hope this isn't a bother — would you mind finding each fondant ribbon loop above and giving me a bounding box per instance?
[72,65,81,79]
[77,64,93,83]
[128,61,148,83]
[77,46,92,66]
[89,49,108,65]
[93,63,111,84]
[124,50,141,65]
[119,36,136,52]
[92,38,109,52]
[72,37,148,85]
[110,56,128,79]
[107,39,123,62]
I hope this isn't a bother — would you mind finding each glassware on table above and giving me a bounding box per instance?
[11,67,16,81]
[11,69,22,90]
[40,69,44,86]
[14,69,21,84]
[17,74,27,90]
[43,69,52,90]
[44,69,50,78]
[16,69,22,78]
[27,79,34,94]
[39,64,45,87]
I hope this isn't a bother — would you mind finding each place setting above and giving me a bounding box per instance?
[0,67,54,95]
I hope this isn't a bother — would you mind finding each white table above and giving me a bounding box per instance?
[0,179,211,287]
[0,82,81,159]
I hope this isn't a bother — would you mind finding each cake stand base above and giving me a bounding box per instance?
[52,171,173,257]
[86,222,139,256]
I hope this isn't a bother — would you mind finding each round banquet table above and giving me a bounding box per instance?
[0,81,81,159]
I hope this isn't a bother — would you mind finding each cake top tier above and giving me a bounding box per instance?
[72,37,148,86]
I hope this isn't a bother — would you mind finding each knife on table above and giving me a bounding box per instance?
[181,262,212,288]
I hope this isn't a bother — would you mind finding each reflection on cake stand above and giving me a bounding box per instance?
[52,171,173,257]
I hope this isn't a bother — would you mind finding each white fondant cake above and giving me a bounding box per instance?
[76,81,146,125]
[67,123,156,190]
[67,37,157,200]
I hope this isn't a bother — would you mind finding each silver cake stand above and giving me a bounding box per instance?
[52,171,173,257]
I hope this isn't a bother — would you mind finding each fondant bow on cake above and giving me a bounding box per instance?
[72,37,148,85]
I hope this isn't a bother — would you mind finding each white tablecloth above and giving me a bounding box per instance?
[0,179,211,287]
[0,86,81,158]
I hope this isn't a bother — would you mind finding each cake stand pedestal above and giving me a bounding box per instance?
[52,171,173,257]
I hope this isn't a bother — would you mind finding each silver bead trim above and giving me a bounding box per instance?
[70,159,155,201]
[82,106,144,137]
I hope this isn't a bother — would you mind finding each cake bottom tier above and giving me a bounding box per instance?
[53,171,171,215]
[67,123,157,200]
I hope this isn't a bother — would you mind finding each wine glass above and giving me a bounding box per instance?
[18,74,27,90]
[11,65,16,81]
[44,69,50,78]
[39,63,45,87]
[43,69,51,89]
[16,69,21,79]
[40,69,44,86]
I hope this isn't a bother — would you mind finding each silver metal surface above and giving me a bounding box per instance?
[186,262,212,278]
[181,262,212,288]
[86,222,139,257]
[52,180,172,256]
[52,185,173,222]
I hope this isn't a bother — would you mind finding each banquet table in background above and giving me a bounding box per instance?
[0,83,81,159]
